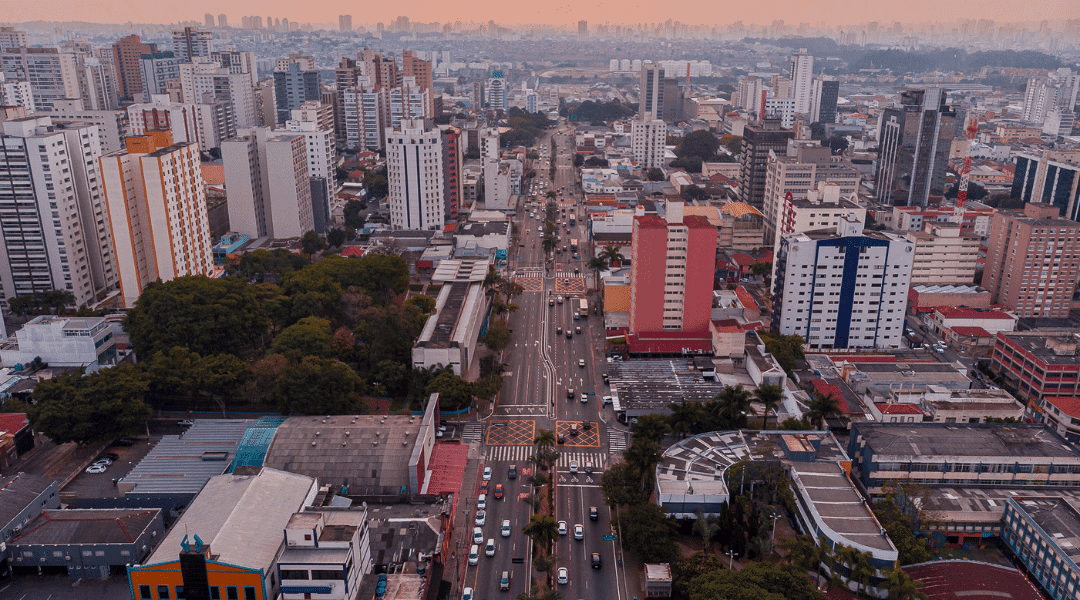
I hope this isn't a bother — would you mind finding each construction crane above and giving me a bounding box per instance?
[953,116,979,224]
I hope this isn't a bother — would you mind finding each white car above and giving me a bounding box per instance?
[574,524,584,540]
[85,464,107,474]
[501,519,511,537]
[570,461,579,473]
[463,588,473,600]
[473,527,484,544]
[538,227,542,232]
[477,494,487,511]
[578,359,585,368]
[558,520,568,535]
[482,467,492,481]
[92,458,113,467]
[475,510,486,526]
[557,567,568,585]
[469,544,479,565]
[485,538,495,557]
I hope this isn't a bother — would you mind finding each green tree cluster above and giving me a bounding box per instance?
[7,289,75,315]
[758,332,805,377]
[28,364,151,444]
[676,130,721,161]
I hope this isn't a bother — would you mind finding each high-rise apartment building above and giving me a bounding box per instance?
[222,128,314,239]
[210,50,258,89]
[99,131,213,307]
[0,73,33,111]
[735,76,766,113]
[809,76,839,125]
[1022,69,1079,126]
[218,14,228,28]
[139,51,180,99]
[0,116,117,308]
[773,217,913,349]
[525,90,538,114]
[789,49,814,115]
[275,54,316,73]
[205,14,215,28]
[578,21,588,36]
[343,78,385,151]
[179,60,256,128]
[111,35,156,102]
[479,126,510,208]
[629,202,717,335]
[339,15,353,32]
[639,61,665,121]
[171,27,214,63]
[402,51,434,117]
[386,118,444,231]
[0,27,28,52]
[982,203,1080,319]
[359,48,397,90]
[0,48,80,111]
[440,125,462,221]
[1011,150,1080,221]
[762,142,863,245]
[49,98,129,154]
[126,94,200,148]
[875,87,957,207]
[631,119,666,170]
[904,223,980,286]
[739,118,795,210]
[273,62,320,125]
[283,119,336,233]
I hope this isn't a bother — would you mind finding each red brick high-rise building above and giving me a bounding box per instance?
[112,35,157,102]
[982,203,1080,319]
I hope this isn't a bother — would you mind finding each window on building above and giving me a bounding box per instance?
[158,585,171,600]
[244,587,257,600]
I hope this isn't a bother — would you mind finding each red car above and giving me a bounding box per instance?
[480,481,489,495]
[494,484,504,500]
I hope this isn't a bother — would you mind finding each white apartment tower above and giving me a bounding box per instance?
[0,73,34,111]
[222,127,314,239]
[343,79,385,150]
[773,217,913,350]
[0,48,80,111]
[639,61,665,121]
[99,131,213,307]
[126,95,200,147]
[631,119,667,171]
[480,126,510,208]
[0,116,118,308]
[386,118,444,230]
[283,119,337,232]
[789,49,814,115]
[179,60,256,128]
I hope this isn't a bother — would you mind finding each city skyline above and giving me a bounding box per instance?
[4,1,1077,30]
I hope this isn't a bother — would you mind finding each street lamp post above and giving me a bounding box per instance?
[770,512,782,545]
[725,549,736,571]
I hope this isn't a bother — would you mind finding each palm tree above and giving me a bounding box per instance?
[668,401,703,439]
[533,553,556,576]
[522,514,560,552]
[517,587,542,600]
[882,567,929,600]
[779,535,816,570]
[526,471,550,489]
[587,256,608,289]
[600,245,625,267]
[692,509,720,553]
[754,384,784,430]
[713,385,752,429]
[542,235,556,255]
[534,428,556,450]
[806,392,841,428]
[538,589,563,600]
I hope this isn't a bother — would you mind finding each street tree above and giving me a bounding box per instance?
[425,371,474,411]
[522,514,560,552]
[616,502,679,563]
[882,567,929,600]
[647,167,665,181]
[301,231,326,261]
[481,318,512,352]
[600,461,640,507]
[327,228,348,248]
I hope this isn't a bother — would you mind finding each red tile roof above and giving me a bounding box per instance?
[0,413,29,433]
[903,561,1043,600]
[735,285,757,309]
[729,253,756,266]
[810,380,850,414]
[951,326,992,337]
[1045,396,1080,419]
[875,403,924,415]
[626,331,711,354]
[340,246,367,258]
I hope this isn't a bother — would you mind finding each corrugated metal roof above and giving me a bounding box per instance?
[124,420,255,497]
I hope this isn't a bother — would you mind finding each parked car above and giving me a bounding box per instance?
[473,527,484,544]
[477,494,487,511]
[85,464,107,474]
[475,510,486,526]
[482,467,492,481]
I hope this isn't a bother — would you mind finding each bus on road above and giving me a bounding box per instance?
[578,299,588,317]
[570,239,579,252]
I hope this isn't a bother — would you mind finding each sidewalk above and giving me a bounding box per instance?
[449,442,483,598]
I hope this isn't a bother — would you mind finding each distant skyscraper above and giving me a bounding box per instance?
[0,117,117,308]
[875,87,957,207]
[789,49,814,115]
[339,15,353,32]
[638,61,664,121]
[222,127,315,239]
[487,72,507,111]
[99,130,213,308]
[218,14,228,28]
[809,76,839,124]
[205,14,215,28]
[171,27,213,63]
[525,90,538,113]
[386,118,444,231]
[578,20,588,36]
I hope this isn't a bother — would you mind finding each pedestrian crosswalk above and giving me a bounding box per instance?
[484,445,607,470]
[608,430,627,454]
[461,423,483,443]
[512,271,544,279]
[555,272,584,279]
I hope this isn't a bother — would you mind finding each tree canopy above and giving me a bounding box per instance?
[28,364,151,444]
[124,276,270,358]
[677,130,721,161]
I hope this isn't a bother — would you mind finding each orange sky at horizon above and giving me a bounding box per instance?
[5,0,1076,30]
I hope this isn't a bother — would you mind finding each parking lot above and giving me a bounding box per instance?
[59,437,158,501]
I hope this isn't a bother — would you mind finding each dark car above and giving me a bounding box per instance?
[582,421,592,432]
[589,506,598,521]
[112,438,136,447]
[566,331,572,339]
[99,452,120,461]
[602,373,610,385]
[591,553,601,569]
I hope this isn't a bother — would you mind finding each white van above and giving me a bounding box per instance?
[469,544,479,565]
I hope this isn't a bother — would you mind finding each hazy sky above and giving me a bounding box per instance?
[6,0,1075,28]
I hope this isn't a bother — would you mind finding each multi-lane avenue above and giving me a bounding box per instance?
[462,123,631,600]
